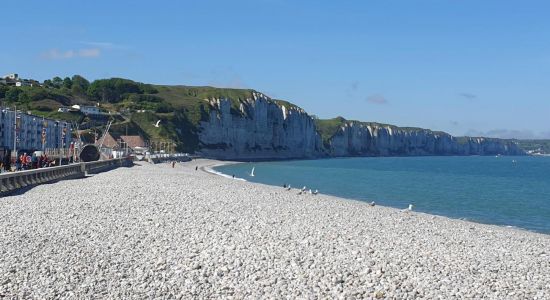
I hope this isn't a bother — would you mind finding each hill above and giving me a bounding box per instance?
[0,75,530,156]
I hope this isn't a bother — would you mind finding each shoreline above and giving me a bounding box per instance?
[1,159,549,298]
[205,158,549,237]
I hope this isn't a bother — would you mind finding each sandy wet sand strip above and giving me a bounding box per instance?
[0,159,549,299]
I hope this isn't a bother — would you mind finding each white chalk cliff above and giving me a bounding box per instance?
[198,92,324,159]
[196,95,524,159]
[327,120,525,156]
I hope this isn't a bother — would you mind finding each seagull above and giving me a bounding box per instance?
[153,120,161,127]
[301,186,307,192]
[369,201,375,207]
[308,189,313,194]
[402,204,414,212]
[312,189,318,195]
[286,185,292,191]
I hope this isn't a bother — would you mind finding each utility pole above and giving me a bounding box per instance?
[13,105,17,159]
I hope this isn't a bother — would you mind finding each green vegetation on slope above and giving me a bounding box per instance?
[314,117,347,148]
[515,139,550,154]
[1,78,268,152]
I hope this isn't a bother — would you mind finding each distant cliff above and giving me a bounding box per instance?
[316,117,525,157]
[198,92,324,159]
[196,94,525,159]
[2,76,523,158]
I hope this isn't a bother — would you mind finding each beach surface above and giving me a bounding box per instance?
[1,159,549,299]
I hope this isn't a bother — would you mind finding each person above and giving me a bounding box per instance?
[32,154,38,169]
[26,153,32,169]
[171,161,176,168]
[16,155,22,171]
[3,152,11,172]
[232,174,235,179]
[195,166,198,171]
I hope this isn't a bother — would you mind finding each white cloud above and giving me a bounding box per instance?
[458,92,477,100]
[41,48,101,60]
[366,94,389,105]
[78,48,101,57]
[80,41,125,50]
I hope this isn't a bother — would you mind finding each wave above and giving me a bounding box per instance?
[204,166,247,181]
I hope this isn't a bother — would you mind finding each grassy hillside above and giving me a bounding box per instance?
[1,76,537,155]
[0,78,271,153]
[515,139,550,154]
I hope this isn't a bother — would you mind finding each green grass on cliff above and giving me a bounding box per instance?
[314,117,347,148]
[514,139,550,153]
[154,85,257,122]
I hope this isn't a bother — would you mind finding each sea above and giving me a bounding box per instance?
[214,156,550,234]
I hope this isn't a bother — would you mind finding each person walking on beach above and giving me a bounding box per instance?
[172,161,176,168]
[195,166,198,171]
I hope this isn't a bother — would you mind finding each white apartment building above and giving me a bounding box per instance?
[0,107,72,154]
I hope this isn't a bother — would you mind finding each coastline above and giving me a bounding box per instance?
[206,159,548,236]
[1,159,549,298]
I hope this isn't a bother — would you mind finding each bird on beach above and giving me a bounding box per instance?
[301,186,307,192]
[286,185,292,191]
[402,204,414,212]
[312,189,318,195]
[153,120,161,127]
[308,189,313,195]
[369,201,375,207]
[297,191,303,195]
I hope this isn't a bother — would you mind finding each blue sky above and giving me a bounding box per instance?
[1,0,549,138]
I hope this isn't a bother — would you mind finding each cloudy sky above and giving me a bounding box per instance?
[1,0,549,139]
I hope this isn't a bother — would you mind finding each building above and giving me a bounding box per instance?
[80,106,101,115]
[1,74,41,87]
[3,74,18,80]
[120,135,146,149]
[0,107,72,155]
[15,79,40,87]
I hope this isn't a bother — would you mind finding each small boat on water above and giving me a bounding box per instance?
[250,167,255,177]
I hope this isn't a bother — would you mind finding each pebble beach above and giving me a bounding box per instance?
[1,159,549,299]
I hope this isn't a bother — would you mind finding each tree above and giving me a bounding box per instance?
[5,87,21,102]
[0,84,8,99]
[63,77,73,89]
[87,78,141,103]
[52,76,63,88]
[71,75,90,95]
[43,79,53,88]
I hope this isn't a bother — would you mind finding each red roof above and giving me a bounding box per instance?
[120,135,146,148]
[100,133,119,149]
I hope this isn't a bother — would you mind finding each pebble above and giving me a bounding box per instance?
[0,159,549,299]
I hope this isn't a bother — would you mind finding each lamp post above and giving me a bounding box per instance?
[13,105,17,159]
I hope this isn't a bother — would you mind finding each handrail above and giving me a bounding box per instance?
[0,158,132,195]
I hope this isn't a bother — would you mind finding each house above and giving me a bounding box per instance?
[2,74,40,87]
[120,135,146,149]
[80,106,101,115]
[3,74,18,80]
[98,133,120,149]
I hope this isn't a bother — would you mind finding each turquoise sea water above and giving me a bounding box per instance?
[215,156,550,234]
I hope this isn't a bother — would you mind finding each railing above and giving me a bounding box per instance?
[0,158,132,195]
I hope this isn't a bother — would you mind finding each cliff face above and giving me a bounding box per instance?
[198,92,324,159]
[327,121,525,156]
[196,94,524,159]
